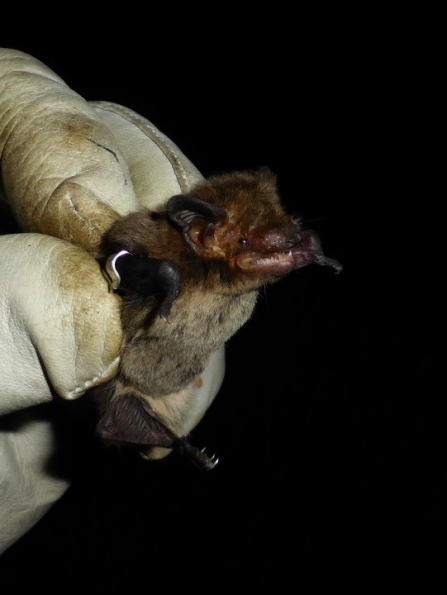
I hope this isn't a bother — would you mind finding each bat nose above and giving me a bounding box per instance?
[281,226,302,248]
[287,232,301,248]
[263,228,301,250]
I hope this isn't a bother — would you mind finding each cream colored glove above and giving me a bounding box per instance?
[0,48,225,554]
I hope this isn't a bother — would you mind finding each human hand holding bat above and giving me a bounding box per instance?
[0,48,341,476]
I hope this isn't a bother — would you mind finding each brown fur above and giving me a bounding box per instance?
[90,168,341,462]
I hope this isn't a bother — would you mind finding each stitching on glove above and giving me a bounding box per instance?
[66,355,121,400]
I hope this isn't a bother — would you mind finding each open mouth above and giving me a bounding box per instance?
[236,230,343,276]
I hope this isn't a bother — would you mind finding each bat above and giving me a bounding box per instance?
[90,167,342,470]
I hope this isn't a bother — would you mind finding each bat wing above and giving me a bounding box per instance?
[96,394,178,448]
[99,252,182,320]
[96,394,219,471]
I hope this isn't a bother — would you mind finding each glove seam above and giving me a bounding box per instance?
[65,355,120,400]
[90,101,191,193]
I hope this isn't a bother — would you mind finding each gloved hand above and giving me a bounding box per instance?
[0,48,225,554]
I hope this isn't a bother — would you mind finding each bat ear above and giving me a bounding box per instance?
[167,195,228,227]
[96,394,178,448]
[167,195,228,255]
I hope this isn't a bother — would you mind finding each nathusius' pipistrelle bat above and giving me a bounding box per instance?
[90,168,342,470]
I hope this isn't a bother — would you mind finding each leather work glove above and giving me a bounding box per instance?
[0,48,225,554]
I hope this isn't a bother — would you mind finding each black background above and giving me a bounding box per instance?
[0,15,443,592]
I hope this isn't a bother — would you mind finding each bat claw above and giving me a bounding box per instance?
[197,450,219,471]
[176,438,219,471]
[206,457,219,470]
[200,448,218,462]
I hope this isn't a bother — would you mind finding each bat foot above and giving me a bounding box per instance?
[176,437,219,471]
[198,448,219,470]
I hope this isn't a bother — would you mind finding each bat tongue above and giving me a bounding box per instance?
[293,230,343,273]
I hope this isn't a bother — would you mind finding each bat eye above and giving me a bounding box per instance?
[238,238,248,247]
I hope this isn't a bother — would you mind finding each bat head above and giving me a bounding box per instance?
[167,169,342,278]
